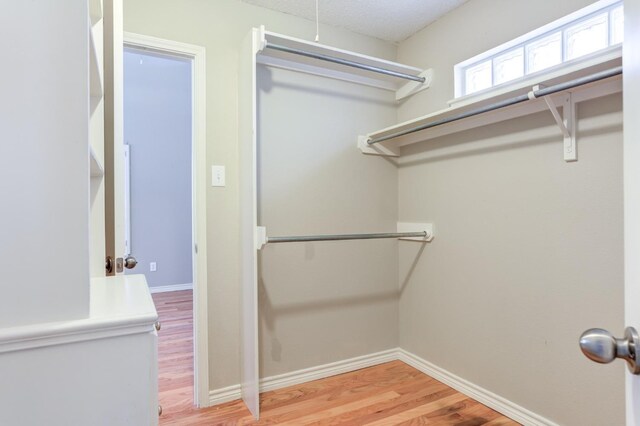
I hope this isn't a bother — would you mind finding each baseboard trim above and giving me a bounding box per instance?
[149,283,193,294]
[260,348,398,393]
[397,349,559,426]
[208,348,397,406]
[208,348,557,425]
[209,383,241,406]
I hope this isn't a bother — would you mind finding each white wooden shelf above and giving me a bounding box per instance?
[90,146,104,177]
[0,275,156,353]
[359,56,622,157]
[89,20,104,98]
[89,0,103,26]
[256,27,431,101]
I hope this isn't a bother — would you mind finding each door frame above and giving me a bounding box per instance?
[123,144,131,256]
[123,32,210,408]
[624,0,640,423]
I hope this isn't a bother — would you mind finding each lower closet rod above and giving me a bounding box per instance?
[267,231,427,244]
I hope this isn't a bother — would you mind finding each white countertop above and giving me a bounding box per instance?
[0,274,158,353]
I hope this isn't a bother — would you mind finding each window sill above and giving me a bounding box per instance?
[449,45,622,109]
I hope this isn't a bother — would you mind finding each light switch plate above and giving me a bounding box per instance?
[212,165,226,187]
[150,262,157,272]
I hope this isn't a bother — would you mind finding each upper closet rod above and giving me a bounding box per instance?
[264,42,426,83]
[267,231,427,244]
[367,66,623,145]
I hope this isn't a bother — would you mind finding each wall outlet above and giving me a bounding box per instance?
[211,165,226,187]
[150,262,157,272]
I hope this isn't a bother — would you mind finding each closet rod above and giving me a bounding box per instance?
[367,66,623,145]
[267,231,427,244]
[264,42,426,83]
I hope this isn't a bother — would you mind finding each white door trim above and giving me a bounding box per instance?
[623,1,640,423]
[123,32,210,408]
[123,144,131,255]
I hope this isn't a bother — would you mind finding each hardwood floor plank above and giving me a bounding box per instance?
[153,290,520,425]
[258,377,419,423]
[323,384,455,425]
[483,418,521,426]
[276,391,401,426]
[363,393,469,425]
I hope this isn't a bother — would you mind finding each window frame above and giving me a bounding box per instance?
[454,0,623,100]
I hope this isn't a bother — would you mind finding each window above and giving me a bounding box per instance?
[526,32,562,74]
[493,48,524,85]
[455,0,623,98]
[465,60,492,94]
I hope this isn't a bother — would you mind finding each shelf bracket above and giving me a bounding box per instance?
[542,92,576,162]
[397,222,434,242]
[396,69,433,101]
[357,135,399,157]
[256,226,267,250]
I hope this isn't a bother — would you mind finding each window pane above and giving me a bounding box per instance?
[465,60,492,95]
[611,5,624,45]
[526,32,562,74]
[565,13,608,60]
[493,48,524,85]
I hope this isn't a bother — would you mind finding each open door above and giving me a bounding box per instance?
[104,0,137,275]
[579,4,640,425]
[623,1,640,424]
[239,28,261,419]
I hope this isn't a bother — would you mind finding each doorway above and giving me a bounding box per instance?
[123,33,209,411]
[123,48,193,290]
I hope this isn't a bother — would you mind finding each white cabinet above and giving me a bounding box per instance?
[0,275,159,426]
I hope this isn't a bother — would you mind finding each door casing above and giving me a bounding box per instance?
[120,31,210,408]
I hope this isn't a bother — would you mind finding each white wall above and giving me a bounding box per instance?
[123,49,193,288]
[0,1,90,327]
[396,0,624,424]
[124,0,397,390]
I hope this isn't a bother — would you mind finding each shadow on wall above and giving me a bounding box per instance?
[399,243,426,293]
[255,66,400,200]
[398,95,623,168]
[257,243,426,362]
[255,69,399,234]
[254,64,414,372]
[257,65,399,106]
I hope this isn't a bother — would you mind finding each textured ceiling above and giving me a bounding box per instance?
[240,0,468,42]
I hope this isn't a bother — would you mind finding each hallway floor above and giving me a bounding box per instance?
[153,290,195,421]
[153,290,518,425]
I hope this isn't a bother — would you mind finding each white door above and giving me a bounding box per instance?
[103,0,135,275]
[623,0,640,423]
[580,3,640,425]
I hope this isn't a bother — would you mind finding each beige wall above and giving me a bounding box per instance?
[126,1,625,422]
[124,0,397,390]
[396,0,624,424]
[257,67,399,377]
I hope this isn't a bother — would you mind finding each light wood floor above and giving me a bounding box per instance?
[153,290,519,425]
[153,290,195,419]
